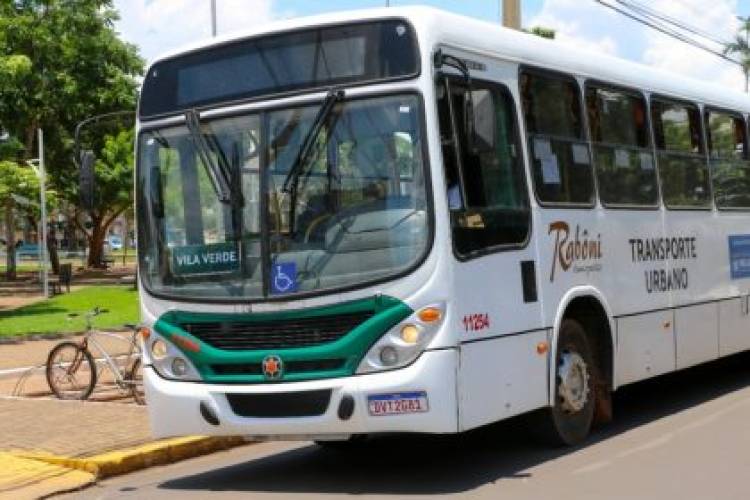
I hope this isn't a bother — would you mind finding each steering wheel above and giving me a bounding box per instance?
[304,214,333,243]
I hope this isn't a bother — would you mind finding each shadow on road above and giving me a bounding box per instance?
[159,350,750,496]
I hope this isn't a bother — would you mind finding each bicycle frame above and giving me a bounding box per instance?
[83,330,141,388]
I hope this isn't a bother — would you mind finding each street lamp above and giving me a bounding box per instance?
[25,129,48,298]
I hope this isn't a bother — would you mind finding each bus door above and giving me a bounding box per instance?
[435,52,548,430]
[652,98,718,370]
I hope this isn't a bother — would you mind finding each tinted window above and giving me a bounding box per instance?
[521,71,594,205]
[586,84,658,206]
[140,20,419,117]
[437,78,530,257]
[651,98,710,208]
[706,110,750,208]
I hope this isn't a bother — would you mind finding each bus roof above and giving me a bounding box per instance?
[148,5,750,114]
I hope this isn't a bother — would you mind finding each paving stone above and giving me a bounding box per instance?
[0,398,151,457]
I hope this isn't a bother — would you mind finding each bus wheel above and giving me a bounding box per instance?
[534,318,595,446]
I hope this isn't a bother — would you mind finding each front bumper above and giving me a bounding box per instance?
[145,349,458,439]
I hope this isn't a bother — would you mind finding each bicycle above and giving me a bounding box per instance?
[45,307,145,404]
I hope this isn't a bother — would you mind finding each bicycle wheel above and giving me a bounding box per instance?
[46,342,97,400]
[129,357,145,405]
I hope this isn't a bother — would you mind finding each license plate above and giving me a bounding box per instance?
[367,391,429,416]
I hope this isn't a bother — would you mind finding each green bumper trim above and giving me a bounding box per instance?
[154,295,412,383]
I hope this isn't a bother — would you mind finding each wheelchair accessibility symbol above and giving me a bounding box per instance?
[271,262,297,294]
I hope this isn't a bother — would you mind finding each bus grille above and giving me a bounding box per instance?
[179,311,373,351]
[211,359,345,376]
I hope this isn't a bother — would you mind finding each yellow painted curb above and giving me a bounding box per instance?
[0,452,95,499]
[17,435,246,480]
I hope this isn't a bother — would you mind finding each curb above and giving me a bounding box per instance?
[16,435,247,480]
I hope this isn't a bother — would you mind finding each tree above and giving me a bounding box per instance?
[527,26,556,40]
[0,161,40,280]
[76,129,134,267]
[0,0,143,268]
[724,16,750,93]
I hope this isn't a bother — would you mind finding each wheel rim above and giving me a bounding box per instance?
[49,346,92,398]
[557,350,589,414]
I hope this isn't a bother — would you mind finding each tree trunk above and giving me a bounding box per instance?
[87,215,106,268]
[23,216,33,244]
[67,211,78,251]
[4,200,16,281]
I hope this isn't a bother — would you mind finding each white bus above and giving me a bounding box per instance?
[132,6,750,446]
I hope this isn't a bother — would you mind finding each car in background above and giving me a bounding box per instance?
[107,235,123,251]
[16,243,40,260]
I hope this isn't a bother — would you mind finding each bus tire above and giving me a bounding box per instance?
[532,318,595,446]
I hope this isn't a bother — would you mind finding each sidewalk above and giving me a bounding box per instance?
[0,398,244,498]
[0,339,246,498]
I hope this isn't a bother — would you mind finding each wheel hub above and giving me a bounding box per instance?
[557,351,590,414]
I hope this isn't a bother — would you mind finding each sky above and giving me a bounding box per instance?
[112,0,750,92]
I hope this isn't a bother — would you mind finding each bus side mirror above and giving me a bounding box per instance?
[79,150,96,211]
[149,166,164,218]
[468,89,497,154]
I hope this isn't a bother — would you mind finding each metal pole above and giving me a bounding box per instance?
[211,0,217,37]
[38,128,48,298]
[502,0,521,30]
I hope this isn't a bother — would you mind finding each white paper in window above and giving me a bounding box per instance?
[534,138,552,159]
[572,144,590,165]
[541,155,561,184]
[639,152,654,170]
[615,149,630,168]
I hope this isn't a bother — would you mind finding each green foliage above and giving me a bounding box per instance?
[93,129,135,218]
[724,17,750,92]
[0,160,39,206]
[0,0,143,196]
[526,26,556,40]
[0,286,138,336]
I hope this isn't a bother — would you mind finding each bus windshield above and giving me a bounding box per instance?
[137,93,430,300]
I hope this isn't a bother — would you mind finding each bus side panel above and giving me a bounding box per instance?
[458,330,549,432]
[717,212,750,357]
[665,211,720,370]
[675,302,719,370]
[616,310,675,386]
[719,297,750,356]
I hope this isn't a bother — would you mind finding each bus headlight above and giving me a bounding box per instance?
[356,303,445,374]
[151,339,168,359]
[143,333,202,381]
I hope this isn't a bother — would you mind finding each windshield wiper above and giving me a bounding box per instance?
[185,109,232,203]
[281,88,345,237]
[282,88,345,194]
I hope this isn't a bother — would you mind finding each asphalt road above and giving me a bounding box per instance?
[64,351,750,500]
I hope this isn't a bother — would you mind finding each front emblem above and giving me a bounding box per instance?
[262,355,283,380]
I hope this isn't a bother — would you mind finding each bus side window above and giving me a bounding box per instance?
[585,84,658,207]
[520,70,594,205]
[706,109,750,209]
[651,98,710,208]
[436,78,530,256]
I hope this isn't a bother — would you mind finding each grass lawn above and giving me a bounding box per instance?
[0,286,139,337]
[0,264,43,273]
